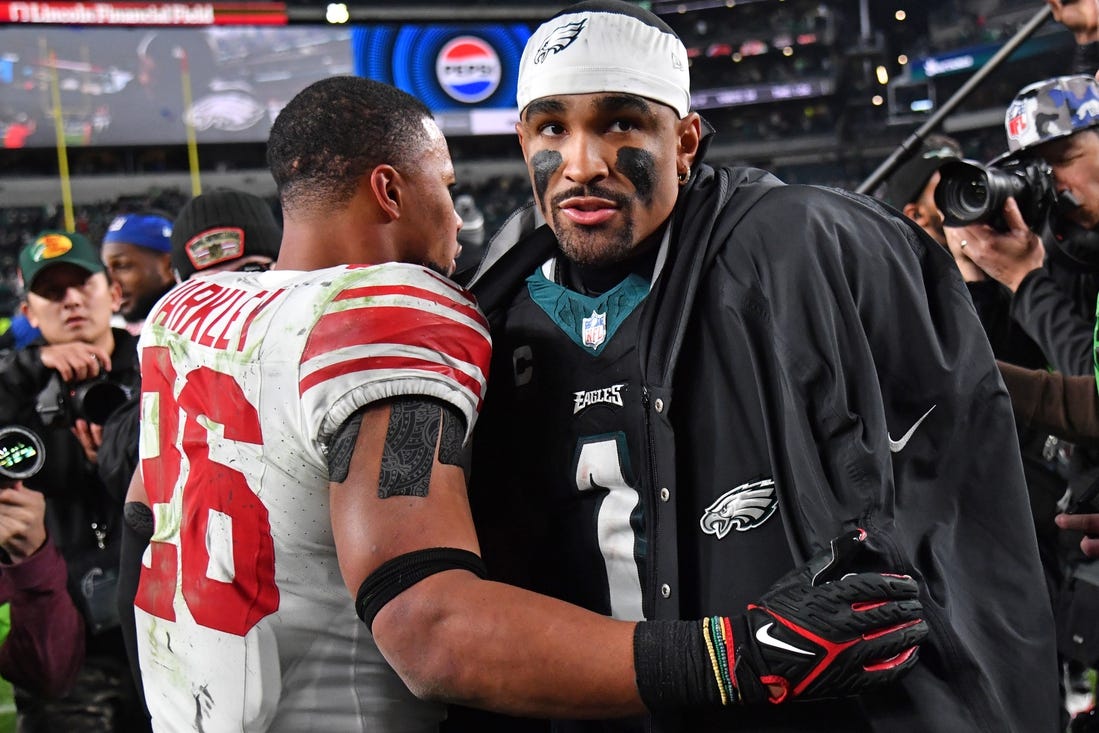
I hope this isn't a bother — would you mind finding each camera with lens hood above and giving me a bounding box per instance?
[934,157,1060,233]
[35,371,131,428]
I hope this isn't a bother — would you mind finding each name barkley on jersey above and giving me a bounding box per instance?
[151,278,283,351]
[574,383,626,414]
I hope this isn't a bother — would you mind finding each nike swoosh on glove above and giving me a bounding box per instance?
[731,529,928,704]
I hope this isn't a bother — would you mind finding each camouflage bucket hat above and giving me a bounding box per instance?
[994,74,1099,164]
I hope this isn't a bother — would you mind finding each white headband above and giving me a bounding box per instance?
[517,8,691,119]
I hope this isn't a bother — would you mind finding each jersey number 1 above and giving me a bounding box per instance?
[576,435,644,621]
[135,345,279,636]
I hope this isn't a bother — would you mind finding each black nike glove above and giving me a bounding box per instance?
[729,529,928,704]
[634,529,928,710]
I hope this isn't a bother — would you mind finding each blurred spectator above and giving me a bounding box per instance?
[0,478,85,699]
[0,231,148,733]
[2,114,36,150]
[169,188,281,279]
[0,311,41,353]
[453,192,486,284]
[99,213,176,336]
[879,134,964,244]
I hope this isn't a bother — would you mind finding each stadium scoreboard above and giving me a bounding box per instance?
[0,1,289,25]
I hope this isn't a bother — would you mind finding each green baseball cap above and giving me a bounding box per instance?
[19,230,105,292]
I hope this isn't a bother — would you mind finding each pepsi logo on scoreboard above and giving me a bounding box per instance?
[351,24,530,113]
[436,36,501,104]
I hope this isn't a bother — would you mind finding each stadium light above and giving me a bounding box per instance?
[326,3,349,24]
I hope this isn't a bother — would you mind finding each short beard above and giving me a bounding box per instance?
[552,216,636,266]
[547,185,636,266]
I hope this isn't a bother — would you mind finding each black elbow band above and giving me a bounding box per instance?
[355,547,487,631]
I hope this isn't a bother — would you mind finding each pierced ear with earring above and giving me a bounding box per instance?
[678,167,690,184]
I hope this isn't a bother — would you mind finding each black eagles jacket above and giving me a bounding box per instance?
[467,162,1059,732]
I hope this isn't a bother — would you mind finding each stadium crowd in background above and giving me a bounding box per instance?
[0,471,85,701]
[100,213,176,336]
[0,231,148,732]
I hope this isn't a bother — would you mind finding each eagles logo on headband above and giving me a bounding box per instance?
[534,20,586,64]
[516,0,691,119]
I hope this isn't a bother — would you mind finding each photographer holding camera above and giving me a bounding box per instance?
[943,73,1099,377]
[0,427,85,700]
[946,70,1099,719]
[0,231,147,732]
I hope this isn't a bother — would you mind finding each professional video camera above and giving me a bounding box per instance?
[0,425,45,487]
[35,371,131,428]
[934,157,1059,233]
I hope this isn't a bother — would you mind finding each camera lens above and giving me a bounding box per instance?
[72,380,129,425]
[0,426,46,482]
[959,179,989,212]
[935,159,1030,230]
[936,161,995,226]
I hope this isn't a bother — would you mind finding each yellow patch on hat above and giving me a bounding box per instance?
[32,233,74,261]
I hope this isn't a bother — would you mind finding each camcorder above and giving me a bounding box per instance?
[35,371,131,428]
[0,425,45,488]
[934,157,1062,232]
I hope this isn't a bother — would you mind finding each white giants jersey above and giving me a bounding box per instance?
[132,263,491,732]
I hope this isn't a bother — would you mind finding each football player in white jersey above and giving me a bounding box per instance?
[121,73,926,733]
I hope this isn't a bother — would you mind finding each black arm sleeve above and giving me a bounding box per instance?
[0,345,52,425]
[118,501,153,711]
[97,397,141,504]
[1010,268,1095,375]
[1073,41,1099,75]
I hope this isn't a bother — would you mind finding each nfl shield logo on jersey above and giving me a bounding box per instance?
[582,310,607,349]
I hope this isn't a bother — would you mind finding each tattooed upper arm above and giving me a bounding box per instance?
[327,407,367,483]
[327,397,467,497]
[379,398,467,497]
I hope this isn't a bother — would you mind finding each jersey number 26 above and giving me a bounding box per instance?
[135,345,279,636]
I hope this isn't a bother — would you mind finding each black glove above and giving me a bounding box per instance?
[730,529,928,704]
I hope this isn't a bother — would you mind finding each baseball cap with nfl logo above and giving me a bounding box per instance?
[994,74,1099,164]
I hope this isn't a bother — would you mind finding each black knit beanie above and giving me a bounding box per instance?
[170,189,282,280]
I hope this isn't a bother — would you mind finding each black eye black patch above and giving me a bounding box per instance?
[532,150,563,206]
[615,147,656,205]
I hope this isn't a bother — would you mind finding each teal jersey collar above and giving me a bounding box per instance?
[526,268,649,355]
